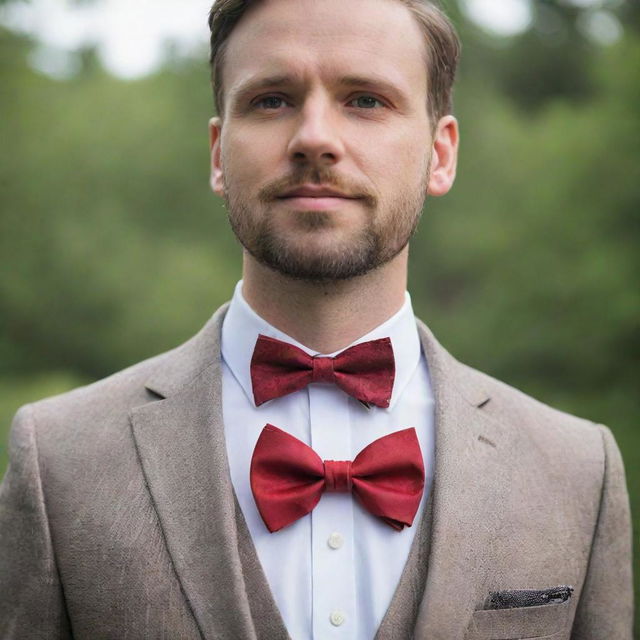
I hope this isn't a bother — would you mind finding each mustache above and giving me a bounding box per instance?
[258,166,377,208]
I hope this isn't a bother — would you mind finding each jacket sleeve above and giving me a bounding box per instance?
[571,424,634,639]
[0,405,72,640]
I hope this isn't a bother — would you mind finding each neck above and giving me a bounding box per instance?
[241,249,409,354]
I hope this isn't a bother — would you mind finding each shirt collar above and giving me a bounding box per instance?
[221,280,421,410]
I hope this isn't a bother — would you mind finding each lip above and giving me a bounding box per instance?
[278,184,358,199]
[277,195,358,211]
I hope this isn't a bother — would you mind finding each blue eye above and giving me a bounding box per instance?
[254,96,286,110]
[350,95,384,109]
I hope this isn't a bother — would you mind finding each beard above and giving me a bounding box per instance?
[223,162,429,283]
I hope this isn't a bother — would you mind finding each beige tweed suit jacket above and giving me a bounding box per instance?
[0,304,633,639]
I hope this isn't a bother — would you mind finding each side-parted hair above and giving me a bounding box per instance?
[208,0,461,122]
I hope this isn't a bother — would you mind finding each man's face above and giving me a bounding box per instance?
[210,0,452,282]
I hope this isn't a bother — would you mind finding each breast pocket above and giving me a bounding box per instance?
[465,600,570,640]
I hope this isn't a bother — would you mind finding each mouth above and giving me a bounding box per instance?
[276,185,362,210]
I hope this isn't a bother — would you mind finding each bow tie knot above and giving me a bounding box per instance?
[312,356,335,384]
[324,460,352,493]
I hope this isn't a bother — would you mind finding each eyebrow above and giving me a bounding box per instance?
[231,73,297,101]
[339,74,407,96]
[229,72,409,106]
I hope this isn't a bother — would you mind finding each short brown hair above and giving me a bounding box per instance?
[208,0,461,122]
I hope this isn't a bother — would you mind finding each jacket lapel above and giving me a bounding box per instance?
[412,320,516,639]
[130,305,264,640]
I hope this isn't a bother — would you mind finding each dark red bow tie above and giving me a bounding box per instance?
[250,334,395,408]
[250,424,425,532]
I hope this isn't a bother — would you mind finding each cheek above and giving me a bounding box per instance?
[351,128,431,187]
[366,154,427,200]
[223,128,287,188]
[396,130,431,169]
[221,137,257,190]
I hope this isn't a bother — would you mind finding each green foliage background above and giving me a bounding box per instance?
[0,0,638,631]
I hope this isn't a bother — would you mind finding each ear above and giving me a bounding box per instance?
[427,115,459,197]
[208,116,225,197]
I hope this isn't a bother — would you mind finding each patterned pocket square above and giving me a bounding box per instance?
[485,585,574,610]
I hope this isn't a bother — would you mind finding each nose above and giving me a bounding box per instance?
[287,95,345,166]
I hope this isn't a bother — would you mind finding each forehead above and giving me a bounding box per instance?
[222,0,427,100]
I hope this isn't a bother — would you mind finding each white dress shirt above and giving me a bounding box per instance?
[221,280,435,640]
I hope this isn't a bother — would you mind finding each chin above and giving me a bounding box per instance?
[282,230,364,256]
[249,232,383,283]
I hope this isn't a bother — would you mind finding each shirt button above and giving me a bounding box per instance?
[330,610,346,626]
[327,532,344,550]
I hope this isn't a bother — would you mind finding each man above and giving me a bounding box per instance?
[0,0,633,638]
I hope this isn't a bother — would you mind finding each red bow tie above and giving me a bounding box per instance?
[250,334,395,408]
[250,424,425,532]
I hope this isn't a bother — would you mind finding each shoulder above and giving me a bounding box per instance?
[417,318,614,468]
[452,359,628,525]
[7,348,173,469]
[460,358,603,435]
[452,358,618,485]
[24,349,169,426]
[10,303,229,454]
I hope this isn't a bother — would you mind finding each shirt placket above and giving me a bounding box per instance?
[308,383,357,639]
